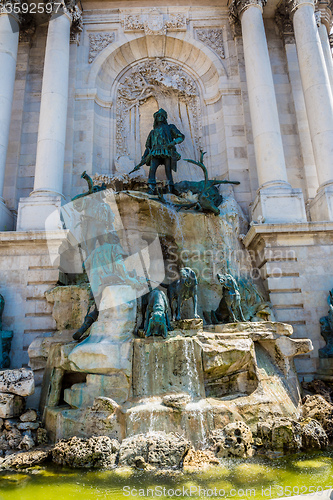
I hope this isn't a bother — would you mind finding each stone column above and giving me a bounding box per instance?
[275,9,318,199]
[17,4,82,231]
[288,0,333,221]
[0,5,20,230]
[229,0,306,223]
[316,4,333,92]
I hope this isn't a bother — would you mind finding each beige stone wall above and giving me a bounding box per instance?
[244,223,333,380]
[0,232,61,369]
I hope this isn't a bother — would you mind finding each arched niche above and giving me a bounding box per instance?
[84,34,228,181]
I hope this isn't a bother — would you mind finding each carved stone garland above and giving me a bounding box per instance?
[196,28,225,59]
[116,58,202,158]
[123,8,187,34]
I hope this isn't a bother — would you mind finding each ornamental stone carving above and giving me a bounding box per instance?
[316,2,333,30]
[229,0,267,22]
[315,9,322,25]
[275,3,295,43]
[123,14,144,31]
[88,32,115,63]
[0,0,23,23]
[19,15,35,42]
[286,0,316,16]
[196,28,225,59]
[116,58,201,161]
[123,8,187,34]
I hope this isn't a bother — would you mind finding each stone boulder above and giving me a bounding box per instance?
[302,380,333,403]
[196,335,258,398]
[0,394,24,419]
[118,432,191,469]
[0,448,51,469]
[302,395,333,439]
[45,285,90,331]
[20,409,37,422]
[183,449,220,471]
[300,419,328,450]
[258,418,302,453]
[162,394,191,410]
[209,422,254,458]
[52,436,120,469]
[0,368,34,397]
[118,434,147,467]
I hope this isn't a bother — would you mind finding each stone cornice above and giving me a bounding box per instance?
[243,221,333,248]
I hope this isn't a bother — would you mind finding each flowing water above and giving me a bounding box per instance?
[1,450,333,499]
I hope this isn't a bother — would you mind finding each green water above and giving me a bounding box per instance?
[1,450,333,500]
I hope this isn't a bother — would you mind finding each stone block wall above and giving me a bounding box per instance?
[0,232,63,373]
[244,223,333,380]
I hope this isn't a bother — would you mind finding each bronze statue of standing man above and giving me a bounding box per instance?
[131,109,185,194]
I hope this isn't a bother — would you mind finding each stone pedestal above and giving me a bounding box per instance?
[16,195,63,231]
[251,183,307,223]
[309,185,333,222]
[68,285,137,375]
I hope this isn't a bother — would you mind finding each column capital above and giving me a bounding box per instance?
[315,1,333,32]
[286,0,317,16]
[229,0,267,23]
[50,0,82,29]
[275,3,295,43]
[0,0,23,24]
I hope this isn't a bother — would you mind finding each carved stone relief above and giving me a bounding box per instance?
[123,8,187,34]
[115,58,202,179]
[275,3,295,43]
[88,32,115,63]
[196,28,225,59]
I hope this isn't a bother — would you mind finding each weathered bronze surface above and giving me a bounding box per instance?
[143,289,171,338]
[319,289,333,358]
[0,294,13,368]
[130,108,185,194]
[167,267,200,321]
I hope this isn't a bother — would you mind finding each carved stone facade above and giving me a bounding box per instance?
[123,8,187,34]
[196,28,225,59]
[88,32,115,63]
[229,0,267,22]
[116,58,201,168]
[275,3,295,43]
[1,0,333,387]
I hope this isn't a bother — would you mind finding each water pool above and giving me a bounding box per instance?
[0,450,333,500]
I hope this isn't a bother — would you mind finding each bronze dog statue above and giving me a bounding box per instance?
[144,289,171,339]
[217,273,245,322]
[168,267,200,321]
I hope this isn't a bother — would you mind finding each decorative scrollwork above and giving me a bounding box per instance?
[196,28,225,59]
[88,32,115,63]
